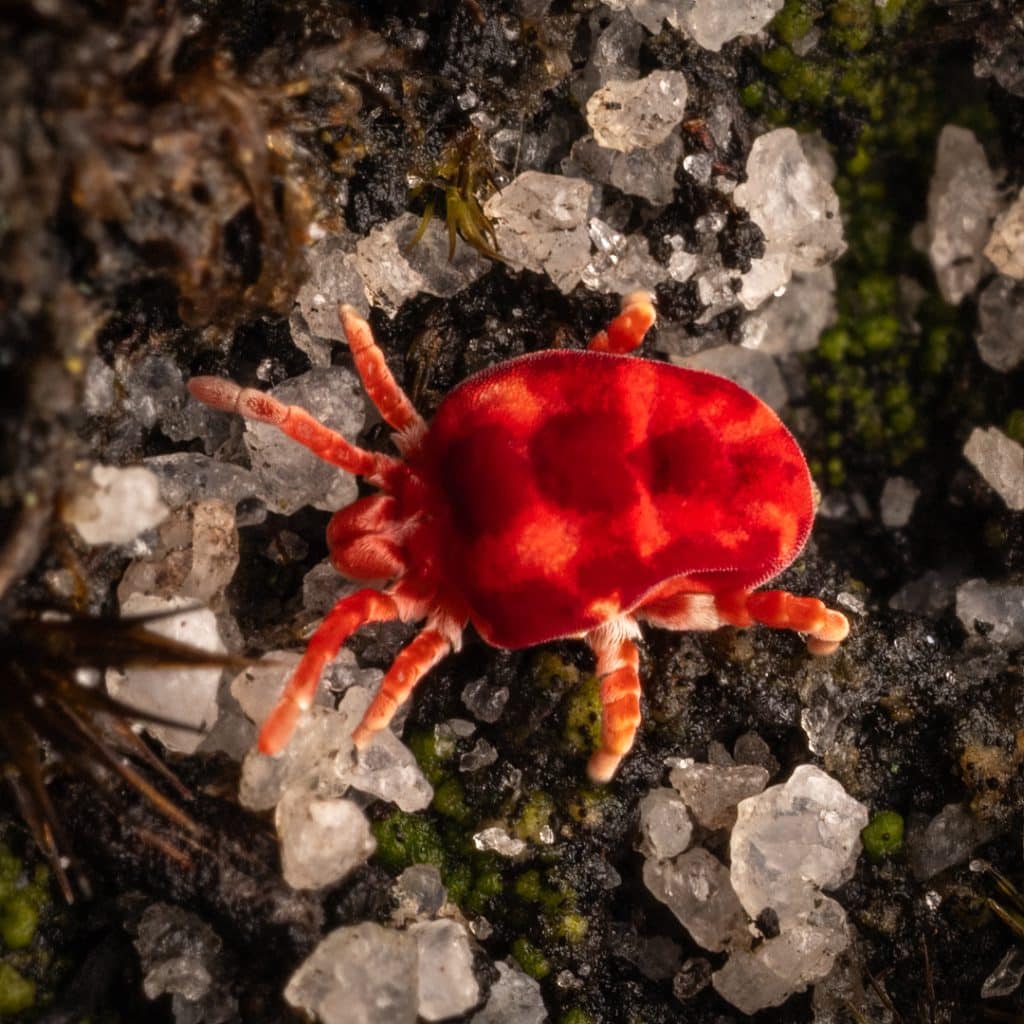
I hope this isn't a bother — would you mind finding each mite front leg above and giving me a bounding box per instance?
[259,588,399,754]
[352,626,453,747]
[339,304,427,441]
[715,589,850,655]
[188,376,392,479]
[586,631,642,783]
[588,290,657,354]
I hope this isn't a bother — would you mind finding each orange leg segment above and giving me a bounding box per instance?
[588,290,657,354]
[339,304,426,436]
[258,588,399,754]
[715,589,850,655]
[586,633,642,783]
[352,627,452,747]
[188,376,389,478]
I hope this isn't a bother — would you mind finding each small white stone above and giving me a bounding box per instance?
[470,961,547,1024]
[65,464,169,546]
[981,947,1024,999]
[637,787,693,860]
[285,922,419,1024]
[668,760,770,830]
[964,427,1024,510]
[740,267,837,355]
[484,172,593,293]
[393,864,447,922]
[335,687,434,813]
[907,802,995,880]
[879,476,920,529]
[734,129,845,311]
[976,275,1024,372]
[678,0,786,52]
[926,125,997,304]
[144,452,261,512]
[297,235,368,341]
[472,827,527,857]
[567,131,682,207]
[730,765,868,924]
[107,593,225,755]
[586,71,688,153]
[275,790,375,890]
[411,919,480,1021]
[643,848,749,953]
[984,190,1024,279]
[955,578,1024,649]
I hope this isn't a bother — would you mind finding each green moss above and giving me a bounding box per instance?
[1,898,39,951]
[0,963,35,1015]
[559,1010,593,1024]
[371,810,448,873]
[514,869,543,902]
[511,936,551,980]
[432,778,472,824]
[563,674,602,753]
[771,0,823,47]
[532,651,580,691]
[1004,410,1024,445]
[862,810,905,859]
[514,791,555,844]
[407,729,454,787]
[740,82,766,109]
[445,861,473,905]
[552,911,588,945]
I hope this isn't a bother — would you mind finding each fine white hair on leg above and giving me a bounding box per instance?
[585,614,642,651]
[638,594,722,632]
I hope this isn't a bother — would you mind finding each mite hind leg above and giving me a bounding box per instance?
[640,589,849,655]
[585,630,642,784]
[715,590,850,655]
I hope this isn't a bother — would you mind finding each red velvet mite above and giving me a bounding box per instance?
[189,292,849,782]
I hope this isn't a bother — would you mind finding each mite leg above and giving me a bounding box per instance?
[258,588,399,754]
[588,290,657,354]
[339,304,426,438]
[586,631,642,783]
[715,589,850,655]
[188,376,392,478]
[352,626,453,747]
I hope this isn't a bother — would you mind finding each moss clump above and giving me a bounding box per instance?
[432,777,472,825]
[862,810,905,859]
[0,963,35,1016]
[514,791,555,844]
[407,728,456,787]
[559,1011,593,1024]
[551,911,588,945]
[372,810,449,874]
[514,869,543,902]
[0,843,55,1017]
[563,674,602,754]
[511,936,551,980]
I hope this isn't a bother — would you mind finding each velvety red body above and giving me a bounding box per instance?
[407,349,814,649]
